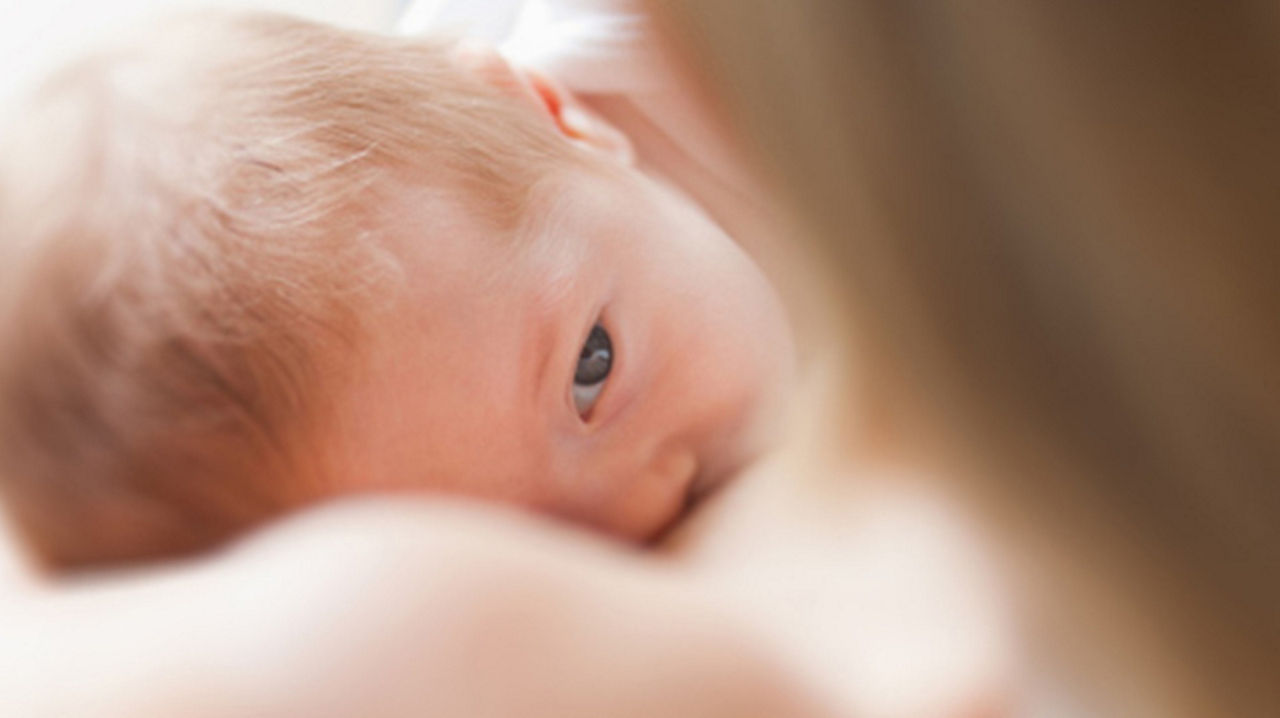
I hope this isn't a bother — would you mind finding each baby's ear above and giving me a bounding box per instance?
[453,42,634,165]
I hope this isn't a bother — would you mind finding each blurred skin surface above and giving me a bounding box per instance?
[646,0,1280,715]
[0,498,839,718]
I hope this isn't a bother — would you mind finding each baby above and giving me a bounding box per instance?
[0,10,793,569]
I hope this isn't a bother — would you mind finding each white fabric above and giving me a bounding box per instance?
[396,0,662,93]
[396,0,526,45]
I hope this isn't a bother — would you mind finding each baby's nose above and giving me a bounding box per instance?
[598,446,699,541]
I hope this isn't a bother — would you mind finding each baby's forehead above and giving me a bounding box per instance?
[516,165,644,245]
[377,165,580,259]
[371,178,534,291]
[368,168,643,331]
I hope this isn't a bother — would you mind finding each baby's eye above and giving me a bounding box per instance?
[572,324,612,417]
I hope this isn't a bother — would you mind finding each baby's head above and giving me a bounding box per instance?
[0,11,792,570]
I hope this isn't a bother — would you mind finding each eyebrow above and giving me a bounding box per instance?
[515,186,590,419]
[529,308,560,415]
[527,267,579,417]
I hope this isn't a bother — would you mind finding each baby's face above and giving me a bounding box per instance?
[324,162,792,541]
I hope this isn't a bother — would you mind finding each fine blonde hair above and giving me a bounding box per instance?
[653,1,1280,714]
[0,10,572,569]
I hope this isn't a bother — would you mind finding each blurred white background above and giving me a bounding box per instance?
[0,0,402,104]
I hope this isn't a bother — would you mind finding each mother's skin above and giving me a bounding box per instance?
[1,498,840,718]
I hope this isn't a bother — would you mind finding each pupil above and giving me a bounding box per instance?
[575,325,612,385]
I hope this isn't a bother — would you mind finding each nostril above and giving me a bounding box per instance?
[684,453,742,511]
[688,418,764,503]
[686,463,718,506]
[599,448,699,543]
[644,460,706,547]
